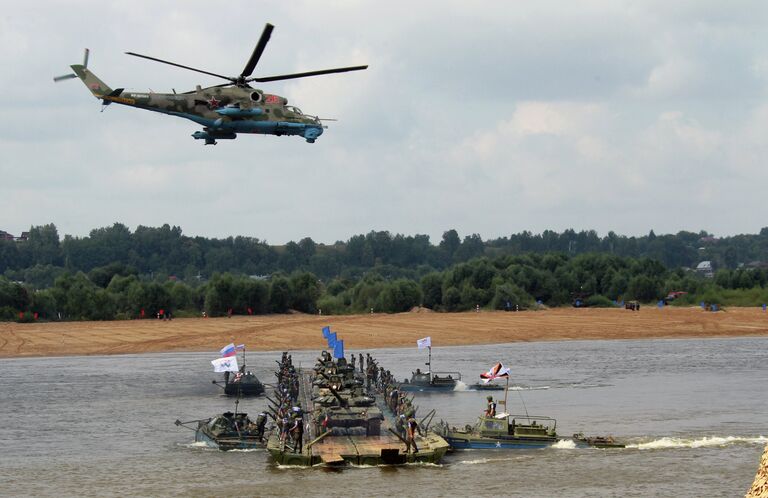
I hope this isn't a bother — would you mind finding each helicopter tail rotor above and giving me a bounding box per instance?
[53,73,78,82]
[54,48,90,82]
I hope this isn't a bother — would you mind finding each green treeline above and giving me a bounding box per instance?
[2,223,768,321]
[0,268,319,321]
[4,224,768,287]
[2,249,768,321]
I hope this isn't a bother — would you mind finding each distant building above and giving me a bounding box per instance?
[698,236,719,244]
[695,261,714,278]
[2,230,29,242]
[745,261,768,270]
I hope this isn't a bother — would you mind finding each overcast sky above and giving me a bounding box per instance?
[1,1,767,244]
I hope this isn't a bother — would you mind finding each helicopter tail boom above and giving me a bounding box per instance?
[70,64,113,98]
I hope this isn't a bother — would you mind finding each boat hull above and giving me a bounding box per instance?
[267,432,449,466]
[195,428,263,450]
[445,434,558,450]
[468,383,505,391]
[572,434,625,448]
[223,381,264,396]
[399,382,457,392]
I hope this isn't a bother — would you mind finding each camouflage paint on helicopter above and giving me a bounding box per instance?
[56,23,367,145]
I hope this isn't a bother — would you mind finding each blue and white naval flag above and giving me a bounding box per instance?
[212,356,239,373]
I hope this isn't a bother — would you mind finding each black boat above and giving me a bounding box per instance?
[216,369,265,396]
[212,347,265,396]
[400,345,461,392]
[468,381,506,391]
[572,432,625,448]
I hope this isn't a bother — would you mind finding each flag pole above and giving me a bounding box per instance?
[233,384,243,438]
[503,376,509,412]
[427,346,432,378]
[235,383,241,416]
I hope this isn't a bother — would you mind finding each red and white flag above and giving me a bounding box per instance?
[480,362,510,382]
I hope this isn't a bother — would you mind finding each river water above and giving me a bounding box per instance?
[1,337,766,497]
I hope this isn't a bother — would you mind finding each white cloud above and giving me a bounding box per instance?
[636,59,701,98]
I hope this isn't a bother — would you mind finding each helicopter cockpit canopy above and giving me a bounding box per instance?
[285,105,303,115]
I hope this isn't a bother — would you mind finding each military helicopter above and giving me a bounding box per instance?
[54,23,367,144]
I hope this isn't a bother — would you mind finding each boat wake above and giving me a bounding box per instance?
[627,435,767,450]
[276,462,444,470]
[552,439,577,449]
[181,442,217,451]
[568,383,612,389]
[453,381,470,391]
[394,461,443,468]
[181,441,263,452]
[453,381,551,392]
[455,456,523,465]
[277,464,315,470]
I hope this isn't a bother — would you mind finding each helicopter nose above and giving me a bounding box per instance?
[303,126,323,142]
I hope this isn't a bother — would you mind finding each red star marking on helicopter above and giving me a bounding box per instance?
[207,96,221,109]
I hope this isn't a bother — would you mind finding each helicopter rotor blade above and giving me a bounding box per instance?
[241,23,274,78]
[53,73,78,82]
[125,51,234,83]
[247,65,368,83]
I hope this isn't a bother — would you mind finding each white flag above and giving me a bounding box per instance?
[417,336,431,349]
[212,356,239,373]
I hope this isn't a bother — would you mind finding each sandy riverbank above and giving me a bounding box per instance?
[1,307,767,358]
